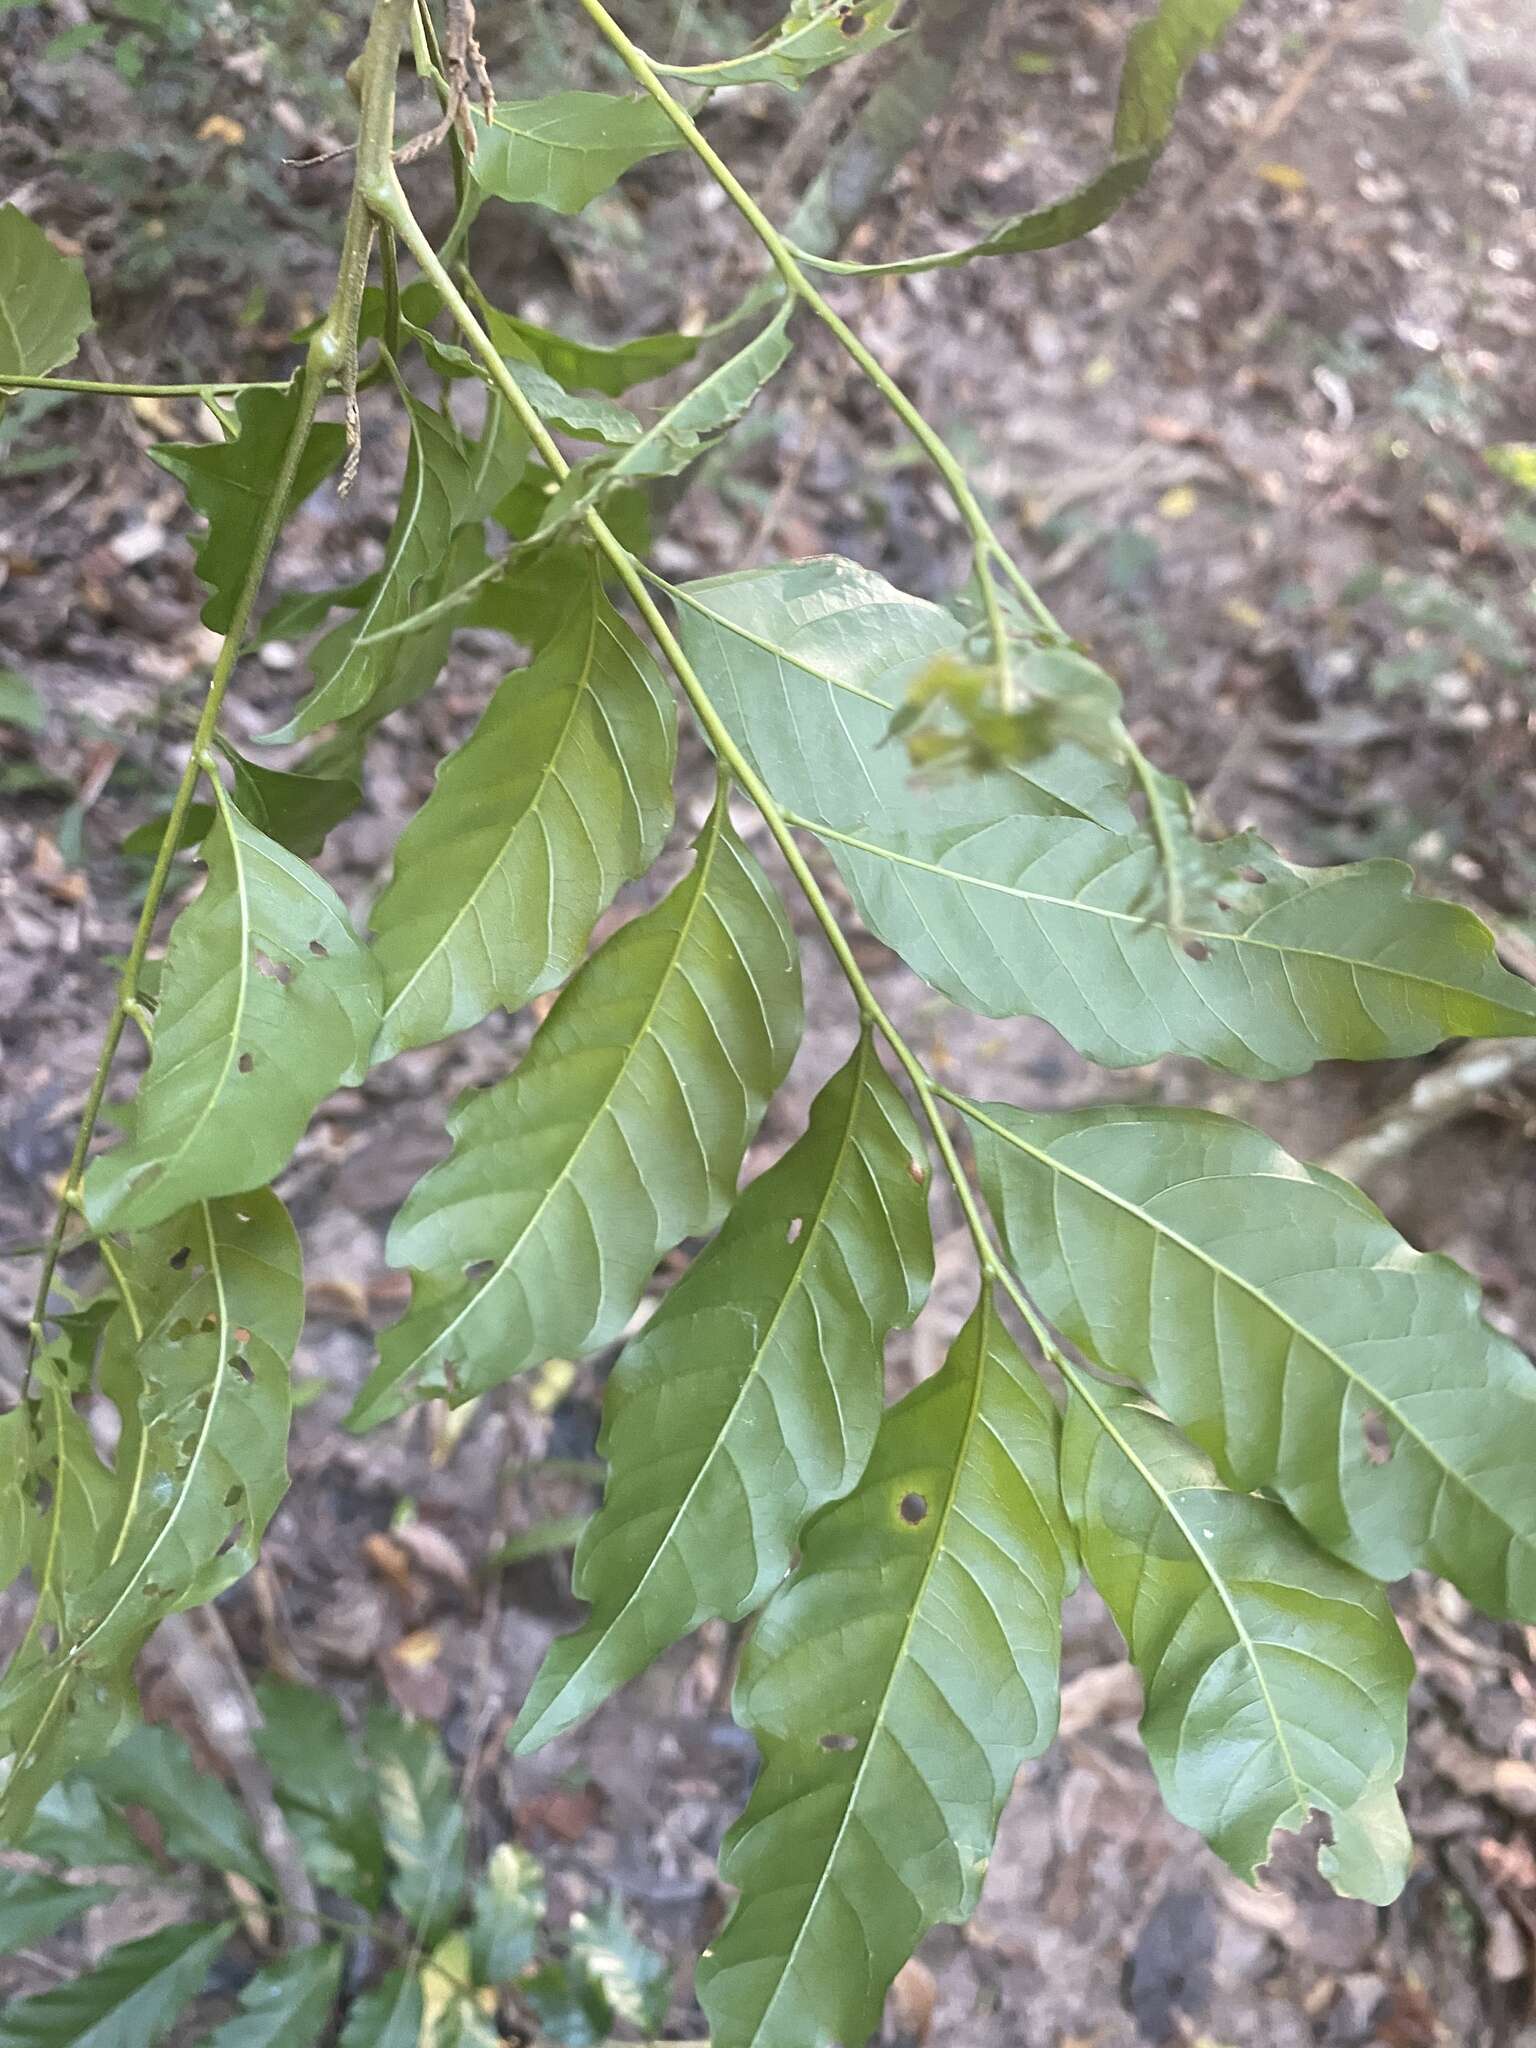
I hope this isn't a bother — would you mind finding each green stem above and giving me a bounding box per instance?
[1122,726,1188,934]
[380,176,1006,1284]
[408,0,441,79]
[354,544,521,645]
[0,374,286,398]
[409,0,474,254]
[24,364,325,1373]
[437,177,480,269]
[573,0,1196,927]
[24,0,414,1372]
[570,0,1068,693]
[379,223,403,363]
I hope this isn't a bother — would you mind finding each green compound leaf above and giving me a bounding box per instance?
[83,782,381,1234]
[0,1920,231,2048]
[970,1101,1536,1618]
[533,303,795,538]
[205,1947,342,2048]
[676,559,1533,1074]
[253,574,381,648]
[354,789,801,1428]
[805,809,1536,1078]
[148,386,347,633]
[513,1031,930,1752]
[0,1345,121,1605]
[467,540,598,651]
[468,92,683,214]
[697,1291,1072,2048]
[798,0,1246,277]
[367,560,676,1061]
[0,204,92,377]
[84,1723,268,1886]
[0,1191,301,1838]
[674,555,1133,832]
[656,0,902,90]
[305,522,497,784]
[1061,1381,1411,1904]
[0,1871,113,1954]
[364,1708,467,1944]
[264,395,480,743]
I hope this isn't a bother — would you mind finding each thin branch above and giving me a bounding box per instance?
[783,0,1002,260]
[157,1608,320,1949]
[1322,1040,1536,1185]
[378,183,1013,1298]
[25,0,416,1371]
[0,374,287,398]
[1104,0,1374,354]
[570,0,1055,705]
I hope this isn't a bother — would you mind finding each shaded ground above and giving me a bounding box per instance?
[4,1,1536,2042]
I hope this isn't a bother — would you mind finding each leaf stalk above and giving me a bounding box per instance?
[377,174,1008,1301]
[568,0,1062,704]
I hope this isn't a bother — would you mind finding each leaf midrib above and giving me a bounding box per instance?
[672,580,1117,834]
[1066,1375,1307,1819]
[539,1034,884,1735]
[312,400,435,708]
[9,1199,238,1791]
[377,592,604,1035]
[103,781,254,1223]
[543,308,789,530]
[0,293,26,369]
[386,799,735,1393]
[817,819,1536,1014]
[668,577,935,714]
[744,1291,998,2046]
[686,3,868,78]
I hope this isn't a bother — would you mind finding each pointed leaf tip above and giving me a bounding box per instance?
[354,792,800,1429]
[1062,1383,1412,1904]
[513,1032,932,1753]
[973,1099,1536,1618]
[698,1292,1072,2048]
[367,561,676,1062]
[83,788,380,1235]
[0,1192,300,1835]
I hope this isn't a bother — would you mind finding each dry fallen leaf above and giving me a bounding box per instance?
[30,831,87,906]
[885,1956,936,2045]
[362,1531,417,1602]
[305,1274,371,1323]
[516,1781,605,1844]
[392,1520,475,1597]
[380,1628,451,1721]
